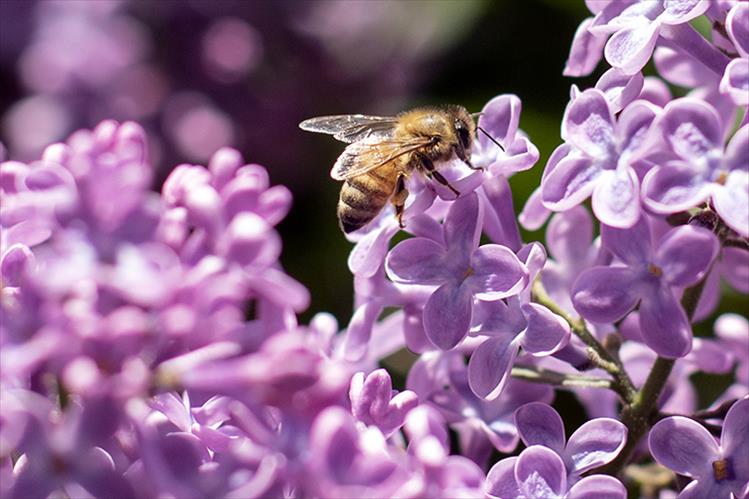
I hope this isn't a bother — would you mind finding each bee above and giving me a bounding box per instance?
[300,105,483,234]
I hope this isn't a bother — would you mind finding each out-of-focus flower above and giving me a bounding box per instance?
[572,219,718,358]
[541,89,659,228]
[720,3,749,106]
[386,192,528,350]
[349,368,418,438]
[649,397,749,499]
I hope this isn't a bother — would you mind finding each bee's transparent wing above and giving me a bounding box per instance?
[299,114,398,143]
[331,136,432,180]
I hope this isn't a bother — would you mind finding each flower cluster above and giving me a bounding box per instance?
[1,1,748,498]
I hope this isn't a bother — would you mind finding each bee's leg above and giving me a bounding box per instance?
[392,172,409,228]
[465,158,483,171]
[417,154,460,197]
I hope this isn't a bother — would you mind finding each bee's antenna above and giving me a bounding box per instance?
[478,126,505,152]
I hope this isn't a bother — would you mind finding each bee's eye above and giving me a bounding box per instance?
[455,121,471,150]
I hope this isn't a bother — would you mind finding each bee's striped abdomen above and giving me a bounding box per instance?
[337,171,395,233]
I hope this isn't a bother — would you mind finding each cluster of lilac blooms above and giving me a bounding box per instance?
[1,1,748,498]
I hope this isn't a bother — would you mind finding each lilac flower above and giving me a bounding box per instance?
[468,243,570,400]
[714,313,749,396]
[642,100,749,237]
[649,397,749,499]
[720,3,749,106]
[486,402,627,498]
[591,0,711,75]
[541,89,659,228]
[349,368,418,438]
[307,407,406,498]
[572,219,719,358]
[401,405,487,498]
[472,94,540,178]
[386,192,528,350]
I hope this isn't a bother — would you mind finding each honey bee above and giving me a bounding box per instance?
[300,105,483,233]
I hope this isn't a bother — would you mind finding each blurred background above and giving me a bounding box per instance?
[0,0,600,325]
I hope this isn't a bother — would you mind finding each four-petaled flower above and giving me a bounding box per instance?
[386,192,528,350]
[649,397,749,499]
[572,218,719,358]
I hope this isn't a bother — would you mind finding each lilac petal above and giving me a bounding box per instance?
[541,154,600,211]
[520,303,570,356]
[722,397,749,481]
[642,161,711,214]
[655,225,719,287]
[600,217,651,265]
[654,45,716,88]
[649,416,719,477]
[659,0,709,24]
[546,206,592,263]
[592,168,640,228]
[564,17,606,77]
[481,175,522,252]
[385,237,447,284]
[257,185,293,226]
[713,170,749,238]
[725,124,749,173]
[617,99,659,157]
[721,58,749,106]
[604,21,660,75]
[639,284,692,358]
[595,68,644,113]
[660,98,723,158]
[722,247,749,293]
[678,480,730,499]
[566,475,627,499]
[349,223,399,278]
[423,280,473,350]
[490,136,540,176]
[515,445,567,499]
[514,403,566,455]
[572,267,640,324]
[1,244,34,287]
[727,3,749,57]
[566,418,627,473]
[518,187,551,231]
[467,244,528,300]
[486,457,520,499]
[342,301,382,362]
[562,89,616,158]
[468,335,519,400]
[479,94,521,146]
[443,191,481,261]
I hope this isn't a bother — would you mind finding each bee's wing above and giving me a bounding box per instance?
[331,136,432,180]
[299,114,398,143]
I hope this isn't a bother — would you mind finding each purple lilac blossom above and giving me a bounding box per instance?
[649,397,749,499]
[486,402,627,499]
[641,100,749,238]
[386,192,528,350]
[573,218,719,358]
[541,88,659,228]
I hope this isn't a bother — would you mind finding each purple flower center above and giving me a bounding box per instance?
[712,458,734,482]
[647,263,663,277]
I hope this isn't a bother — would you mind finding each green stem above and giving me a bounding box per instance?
[597,276,707,476]
[511,365,624,396]
[532,280,637,403]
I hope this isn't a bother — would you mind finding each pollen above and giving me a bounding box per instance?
[716,170,728,185]
[712,458,734,481]
[647,263,663,277]
[462,267,474,281]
